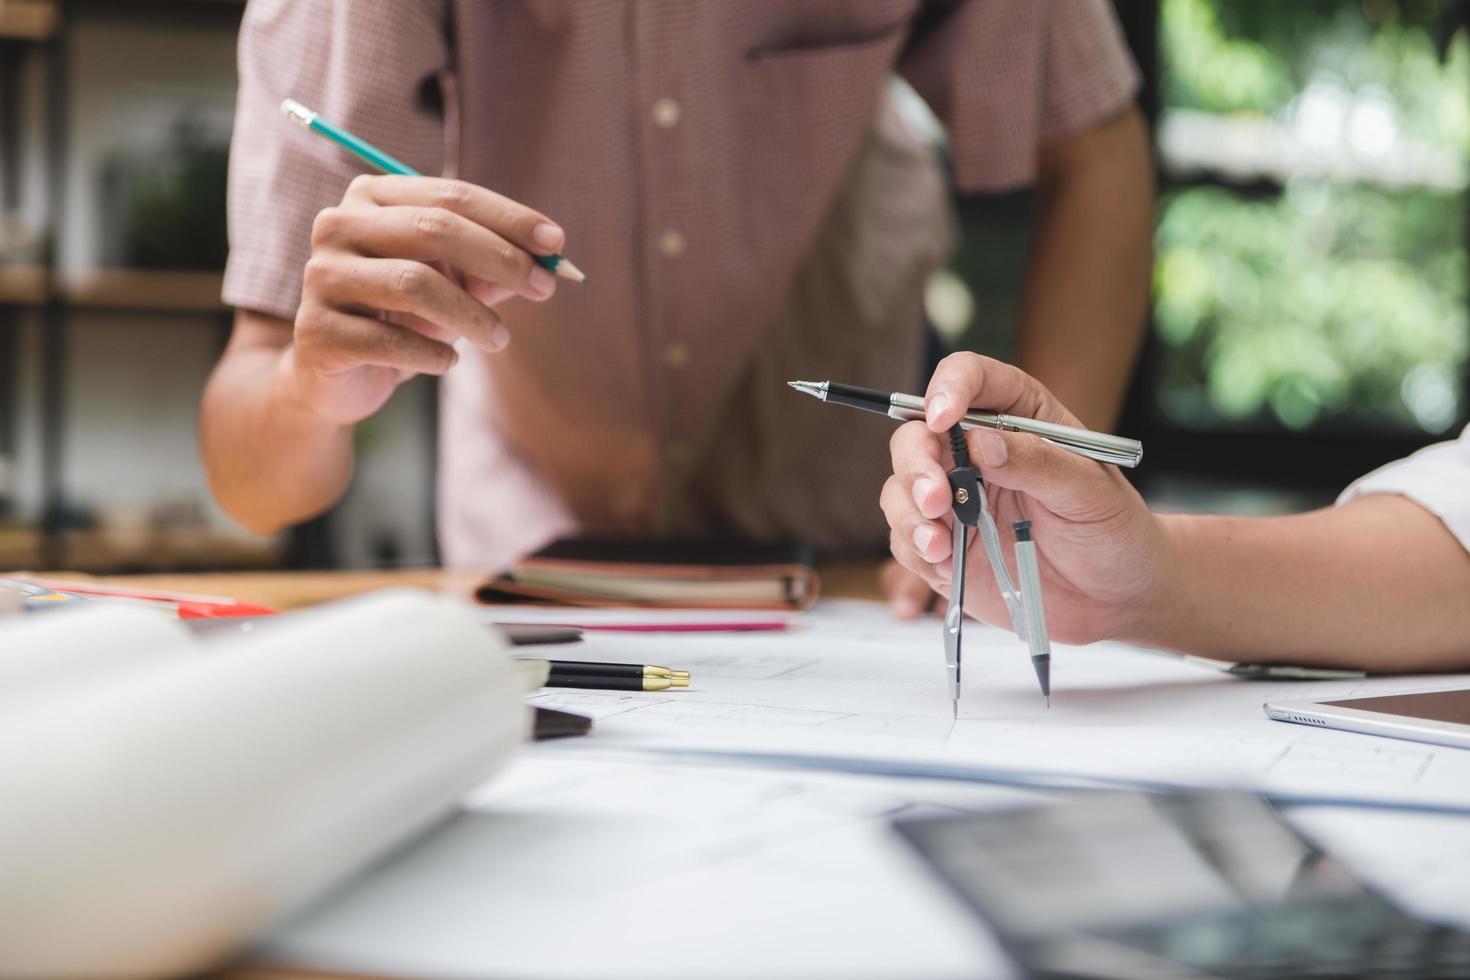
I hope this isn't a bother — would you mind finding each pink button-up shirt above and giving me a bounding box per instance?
[224,0,1139,568]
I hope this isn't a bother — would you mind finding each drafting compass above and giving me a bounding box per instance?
[943,425,1051,718]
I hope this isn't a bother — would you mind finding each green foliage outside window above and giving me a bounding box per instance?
[1156,0,1470,433]
[1156,184,1466,431]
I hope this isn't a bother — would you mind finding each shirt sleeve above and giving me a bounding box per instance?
[898,0,1141,192]
[1337,424,1470,554]
[223,0,449,321]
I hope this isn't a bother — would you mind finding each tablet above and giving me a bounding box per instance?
[1264,687,1470,750]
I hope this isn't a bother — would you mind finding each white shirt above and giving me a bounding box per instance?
[1338,424,1470,552]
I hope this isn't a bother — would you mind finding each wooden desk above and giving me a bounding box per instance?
[92,568,486,611]
[37,560,888,980]
[58,559,887,611]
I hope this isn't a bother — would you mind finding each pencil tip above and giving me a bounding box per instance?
[556,259,587,283]
[1045,696,1051,709]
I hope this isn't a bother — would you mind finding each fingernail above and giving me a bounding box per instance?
[490,323,511,351]
[912,477,937,510]
[528,266,556,297]
[977,430,1007,466]
[927,392,950,422]
[913,523,939,558]
[533,222,563,250]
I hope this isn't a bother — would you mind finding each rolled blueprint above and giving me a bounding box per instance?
[0,603,194,708]
[0,588,528,979]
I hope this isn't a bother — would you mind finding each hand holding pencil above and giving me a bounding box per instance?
[277,99,585,427]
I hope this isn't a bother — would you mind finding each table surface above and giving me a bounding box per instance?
[63,559,885,612]
[38,563,1470,979]
[35,560,889,980]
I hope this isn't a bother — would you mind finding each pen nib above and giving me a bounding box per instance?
[1045,695,1051,709]
[786,380,825,401]
[951,698,958,720]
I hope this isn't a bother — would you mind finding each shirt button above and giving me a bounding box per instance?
[652,97,682,128]
[659,229,686,258]
[665,342,689,368]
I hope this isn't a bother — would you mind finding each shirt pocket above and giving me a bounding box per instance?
[722,6,920,324]
[744,11,913,63]
[734,23,910,185]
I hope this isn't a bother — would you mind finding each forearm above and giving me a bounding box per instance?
[1138,496,1470,671]
[200,334,354,534]
[1016,108,1152,430]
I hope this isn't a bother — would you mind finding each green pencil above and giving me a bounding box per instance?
[281,98,585,283]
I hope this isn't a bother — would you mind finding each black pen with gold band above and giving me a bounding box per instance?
[545,660,691,692]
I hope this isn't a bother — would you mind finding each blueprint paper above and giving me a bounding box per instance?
[521,600,1470,808]
[259,598,1470,980]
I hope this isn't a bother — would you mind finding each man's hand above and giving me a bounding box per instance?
[880,352,1171,644]
[203,176,567,533]
[287,175,566,425]
[881,560,939,619]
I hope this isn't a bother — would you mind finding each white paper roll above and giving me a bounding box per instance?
[0,588,528,979]
[0,604,195,709]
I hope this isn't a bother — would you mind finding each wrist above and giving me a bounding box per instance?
[1113,512,1197,652]
[270,345,355,432]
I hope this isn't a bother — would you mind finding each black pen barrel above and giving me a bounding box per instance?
[546,673,674,692]
[823,383,892,415]
[548,660,645,679]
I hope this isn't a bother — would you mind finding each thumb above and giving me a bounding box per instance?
[465,274,516,307]
[969,428,1123,522]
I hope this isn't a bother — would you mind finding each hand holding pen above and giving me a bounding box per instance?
[277,100,585,428]
[876,353,1167,653]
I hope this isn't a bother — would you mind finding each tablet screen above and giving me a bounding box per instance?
[1323,689,1470,724]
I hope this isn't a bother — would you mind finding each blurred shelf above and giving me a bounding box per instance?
[0,524,284,574]
[0,267,227,312]
[62,527,283,573]
[82,0,246,5]
[0,0,245,42]
[69,0,246,21]
[0,525,42,569]
[61,268,226,312]
[0,0,60,40]
[0,264,48,304]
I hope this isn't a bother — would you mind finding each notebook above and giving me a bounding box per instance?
[477,537,820,610]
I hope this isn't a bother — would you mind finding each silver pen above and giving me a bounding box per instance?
[1222,662,1366,680]
[787,380,1142,468]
